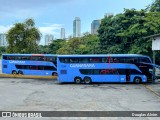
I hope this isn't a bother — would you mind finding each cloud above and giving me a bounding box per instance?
[0,0,73,19]
[38,23,63,45]
[0,25,13,33]
[0,0,70,10]
[39,23,63,35]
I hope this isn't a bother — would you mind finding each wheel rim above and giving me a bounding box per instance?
[75,79,81,84]
[18,71,23,75]
[135,78,140,83]
[19,72,22,75]
[53,73,57,76]
[85,78,91,84]
[12,71,16,75]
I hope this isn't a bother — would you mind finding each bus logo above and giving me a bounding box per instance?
[70,64,95,68]
[9,61,25,64]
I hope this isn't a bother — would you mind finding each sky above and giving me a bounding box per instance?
[0,0,153,45]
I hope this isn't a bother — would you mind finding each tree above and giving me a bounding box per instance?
[0,46,6,57]
[98,8,160,56]
[49,39,66,54]
[6,19,41,53]
[56,34,100,54]
[37,45,50,54]
[148,0,160,12]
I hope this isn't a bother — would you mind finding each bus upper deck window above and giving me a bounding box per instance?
[79,58,89,63]
[3,56,7,60]
[70,58,78,63]
[141,58,149,63]
[113,58,120,63]
[90,58,101,63]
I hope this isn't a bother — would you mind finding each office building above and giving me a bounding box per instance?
[61,28,65,39]
[104,13,114,17]
[0,34,8,46]
[91,20,101,35]
[45,34,54,45]
[73,17,81,37]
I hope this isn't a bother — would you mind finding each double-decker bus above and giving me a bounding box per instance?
[57,54,154,84]
[2,54,57,76]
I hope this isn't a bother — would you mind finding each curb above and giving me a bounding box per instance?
[0,74,57,79]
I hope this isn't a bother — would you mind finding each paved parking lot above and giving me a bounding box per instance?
[0,78,159,111]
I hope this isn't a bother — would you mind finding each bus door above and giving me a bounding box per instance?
[126,69,130,82]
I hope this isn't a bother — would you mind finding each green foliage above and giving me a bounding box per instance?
[0,46,6,57]
[6,19,41,53]
[148,0,160,12]
[49,39,67,54]
[37,45,50,54]
[56,34,100,54]
[98,7,160,56]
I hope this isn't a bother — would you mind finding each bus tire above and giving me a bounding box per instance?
[84,77,92,84]
[12,70,17,75]
[18,71,23,75]
[52,72,57,76]
[134,77,141,84]
[74,77,82,84]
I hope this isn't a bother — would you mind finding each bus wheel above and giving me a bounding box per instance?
[134,77,141,84]
[12,70,17,75]
[52,72,57,76]
[84,77,92,84]
[18,71,23,75]
[74,77,82,84]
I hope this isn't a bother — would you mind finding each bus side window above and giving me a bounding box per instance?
[3,65,7,68]
[59,58,65,63]
[64,58,70,63]
[31,56,37,61]
[70,58,78,63]
[79,58,89,63]
[93,69,100,75]
[103,57,113,63]
[38,66,44,70]
[119,58,125,63]
[102,58,109,63]
[113,58,120,63]
[3,56,7,60]
[38,56,44,61]
[16,56,21,60]
[21,56,30,60]
[140,58,149,63]
[100,69,109,74]
[90,58,101,63]
[7,56,11,60]
[30,65,38,70]
[117,69,126,75]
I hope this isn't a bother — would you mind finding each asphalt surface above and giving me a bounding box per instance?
[0,79,160,120]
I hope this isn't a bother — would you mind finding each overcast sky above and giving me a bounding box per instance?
[0,0,153,45]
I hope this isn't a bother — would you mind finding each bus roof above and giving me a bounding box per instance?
[57,54,150,58]
[2,54,57,56]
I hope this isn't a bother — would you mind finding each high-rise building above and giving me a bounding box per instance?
[73,17,81,37]
[104,13,114,17]
[45,34,54,45]
[61,28,65,39]
[0,34,8,46]
[91,20,101,35]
